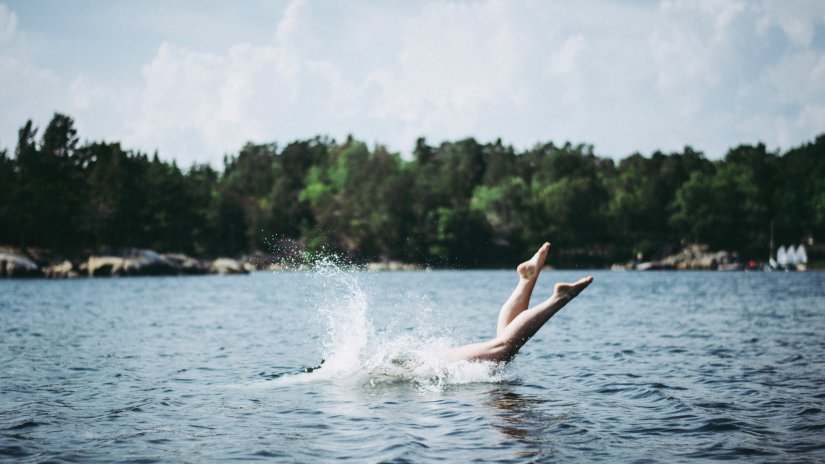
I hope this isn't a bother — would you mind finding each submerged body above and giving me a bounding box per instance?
[447,242,592,363]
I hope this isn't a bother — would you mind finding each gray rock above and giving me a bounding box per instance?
[86,249,180,277]
[0,252,40,277]
[121,249,178,275]
[365,260,423,271]
[86,256,127,276]
[163,253,209,274]
[43,260,78,278]
[211,258,249,275]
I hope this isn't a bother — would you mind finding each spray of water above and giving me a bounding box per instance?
[276,253,512,390]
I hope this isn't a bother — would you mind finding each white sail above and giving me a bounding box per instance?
[797,245,808,264]
[786,246,798,265]
[777,245,787,267]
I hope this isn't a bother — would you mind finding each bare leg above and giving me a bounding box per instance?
[496,242,550,337]
[446,276,593,363]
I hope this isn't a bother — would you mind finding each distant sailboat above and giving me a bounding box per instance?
[765,221,776,271]
[796,245,808,271]
[786,246,798,266]
[764,220,808,271]
[797,245,808,264]
[777,245,787,268]
[771,244,808,271]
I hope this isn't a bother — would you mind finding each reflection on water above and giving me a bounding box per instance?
[486,386,563,460]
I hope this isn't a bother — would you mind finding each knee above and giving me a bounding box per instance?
[487,337,517,362]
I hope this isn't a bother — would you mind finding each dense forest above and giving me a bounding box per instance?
[1,113,824,267]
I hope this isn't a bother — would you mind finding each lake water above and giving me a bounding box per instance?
[1,266,824,462]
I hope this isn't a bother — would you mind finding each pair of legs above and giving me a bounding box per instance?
[446,242,593,363]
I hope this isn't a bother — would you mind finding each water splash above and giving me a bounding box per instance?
[314,256,372,377]
[276,254,512,389]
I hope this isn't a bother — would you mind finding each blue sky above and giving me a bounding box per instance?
[1,0,824,167]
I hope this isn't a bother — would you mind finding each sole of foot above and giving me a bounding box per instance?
[553,276,593,302]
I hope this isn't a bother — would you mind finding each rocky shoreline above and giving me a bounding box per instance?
[11,243,801,277]
[0,248,428,278]
[608,244,803,271]
[0,248,255,278]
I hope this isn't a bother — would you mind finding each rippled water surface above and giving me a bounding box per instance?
[2,269,825,462]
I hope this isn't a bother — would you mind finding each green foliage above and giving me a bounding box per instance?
[605,147,712,259]
[13,115,86,251]
[1,113,823,266]
[537,176,607,247]
[0,148,14,244]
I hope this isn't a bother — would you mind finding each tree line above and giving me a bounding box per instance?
[1,113,823,267]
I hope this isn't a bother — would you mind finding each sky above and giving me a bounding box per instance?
[1,0,824,167]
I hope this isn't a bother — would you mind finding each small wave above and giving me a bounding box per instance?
[692,417,746,433]
[0,445,31,458]
[790,423,825,432]
[3,420,43,431]
[683,446,778,459]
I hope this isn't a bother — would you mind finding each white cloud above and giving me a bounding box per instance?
[0,3,16,43]
[0,3,68,150]
[547,35,587,76]
[119,0,825,161]
[759,0,825,47]
[365,1,534,143]
[124,15,365,165]
[1,0,824,165]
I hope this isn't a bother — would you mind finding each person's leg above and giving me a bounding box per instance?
[446,276,593,363]
[495,242,550,337]
[495,276,593,358]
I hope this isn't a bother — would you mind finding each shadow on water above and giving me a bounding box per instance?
[482,385,582,461]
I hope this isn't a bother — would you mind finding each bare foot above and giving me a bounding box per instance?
[551,276,593,304]
[517,242,551,281]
